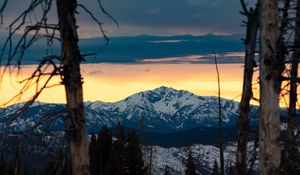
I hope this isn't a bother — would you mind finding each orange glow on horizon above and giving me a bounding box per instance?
[2,63,294,108]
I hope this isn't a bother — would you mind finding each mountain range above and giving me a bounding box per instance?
[0,86,260,146]
[1,86,244,132]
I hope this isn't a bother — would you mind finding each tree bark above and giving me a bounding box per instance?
[259,0,282,174]
[235,3,259,174]
[56,0,89,175]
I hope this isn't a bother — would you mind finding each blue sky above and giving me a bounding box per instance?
[1,0,245,37]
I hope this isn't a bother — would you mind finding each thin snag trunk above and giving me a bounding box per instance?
[56,0,89,174]
[235,1,260,174]
[283,0,300,173]
[214,53,224,175]
[259,0,282,174]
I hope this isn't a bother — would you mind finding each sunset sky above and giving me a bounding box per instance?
[0,0,266,107]
[1,62,261,106]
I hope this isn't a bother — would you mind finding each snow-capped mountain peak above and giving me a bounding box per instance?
[1,86,244,133]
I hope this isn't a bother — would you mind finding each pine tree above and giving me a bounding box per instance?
[212,160,220,175]
[89,134,99,175]
[116,122,125,141]
[106,142,125,175]
[125,129,147,175]
[164,166,172,175]
[0,154,6,174]
[12,149,21,175]
[3,149,22,175]
[43,156,57,175]
[43,150,72,175]
[23,163,30,175]
[184,149,198,175]
[106,124,126,175]
[97,125,112,175]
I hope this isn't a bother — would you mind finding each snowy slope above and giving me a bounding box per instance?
[143,143,236,175]
[143,142,258,175]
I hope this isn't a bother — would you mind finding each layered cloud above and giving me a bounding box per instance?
[0,0,244,36]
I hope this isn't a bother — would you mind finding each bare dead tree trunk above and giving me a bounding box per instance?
[284,0,300,171]
[259,0,282,174]
[235,1,260,174]
[56,0,89,175]
[214,53,224,175]
[0,1,115,174]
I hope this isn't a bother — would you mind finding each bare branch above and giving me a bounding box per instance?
[97,0,119,27]
[77,4,109,44]
[240,0,250,16]
[0,0,8,24]
[1,55,62,122]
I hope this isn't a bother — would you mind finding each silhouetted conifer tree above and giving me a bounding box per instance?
[97,125,112,175]
[12,149,21,175]
[23,164,30,175]
[89,134,99,175]
[116,122,125,141]
[43,150,72,175]
[184,149,198,175]
[164,165,172,175]
[212,160,220,175]
[125,129,147,175]
[106,123,126,175]
[106,143,125,175]
[89,124,147,175]
[0,154,6,173]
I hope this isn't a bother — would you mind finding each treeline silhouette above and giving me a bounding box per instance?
[0,123,148,175]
